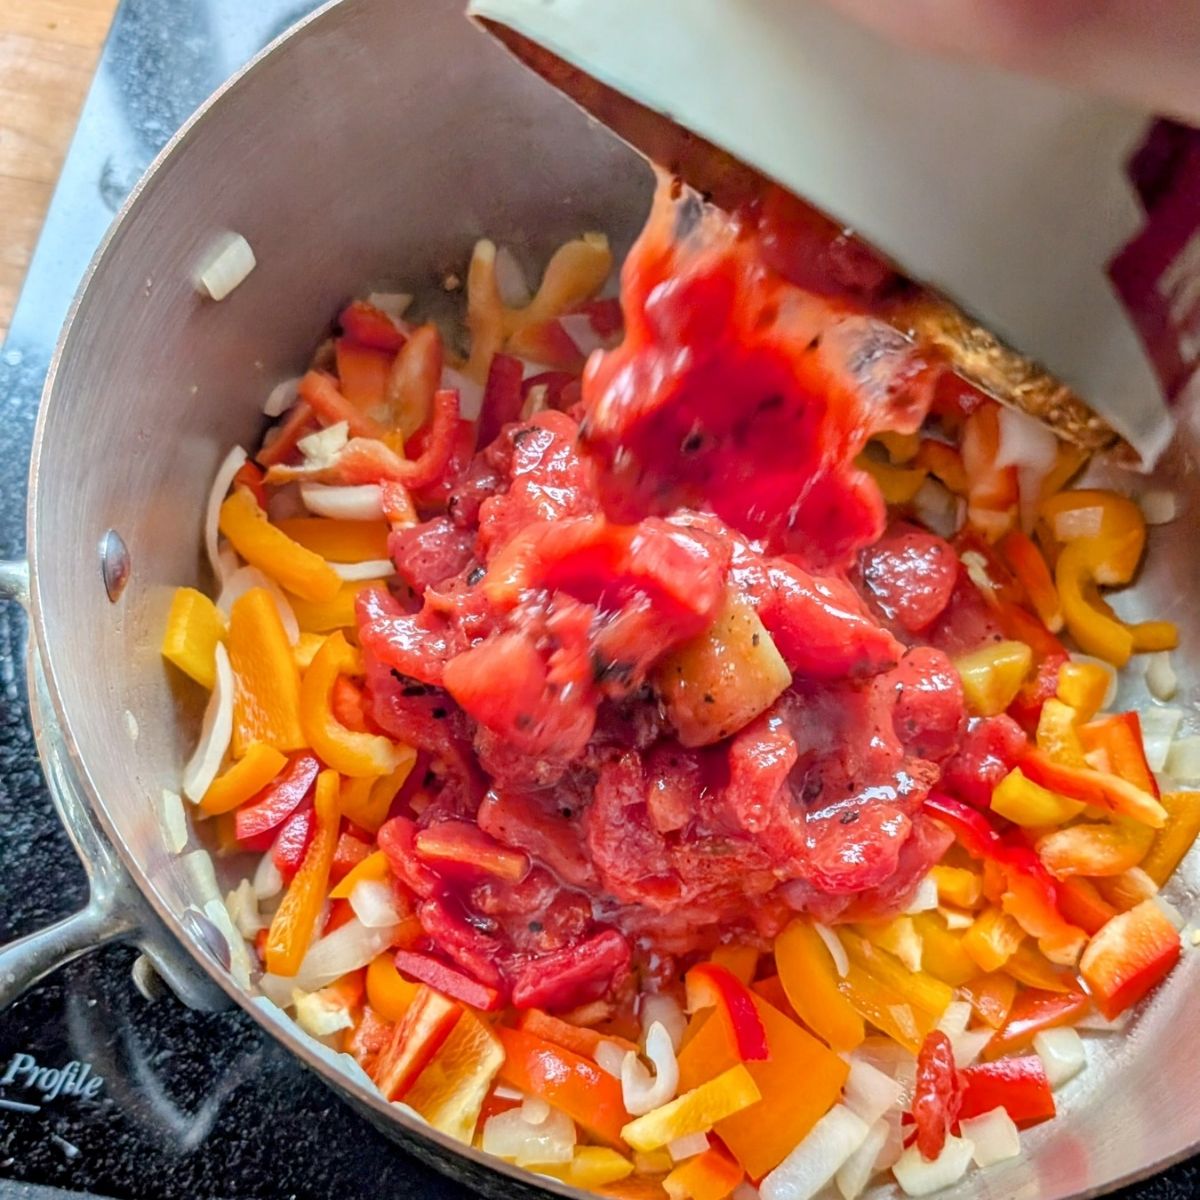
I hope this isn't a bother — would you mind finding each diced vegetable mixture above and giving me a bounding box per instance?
[162,176,1199,1199]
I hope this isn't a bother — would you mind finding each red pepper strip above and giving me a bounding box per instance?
[257,400,316,467]
[1079,899,1181,1019]
[998,531,1063,633]
[577,297,624,338]
[414,821,530,883]
[331,831,373,883]
[232,461,269,509]
[1018,748,1168,828]
[298,370,387,440]
[1079,712,1160,798]
[995,601,1065,664]
[377,816,442,899]
[1056,878,1119,935]
[372,985,461,1102]
[392,389,464,489]
[392,949,504,1012]
[234,752,321,842]
[339,300,407,353]
[958,1057,1056,1126]
[271,803,316,879]
[325,896,357,934]
[984,988,1091,1058]
[911,1030,963,1161]
[477,352,525,447]
[685,962,770,1062]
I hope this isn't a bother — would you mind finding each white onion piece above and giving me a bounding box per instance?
[1140,489,1179,525]
[835,1119,890,1200]
[216,542,242,582]
[482,1106,576,1166]
[1154,895,1186,930]
[595,1040,626,1079]
[300,483,385,521]
[733,1184,762,1200]
[197,232,256,301]
[842,1057,903,1127]
[949,1029,993,1068]
[225,878,265,938]
[995,408,1058,531]
[263,376,301,417]
[494,247,532,307]
[217,565,300,646]
[904,876,938,916]
[912,478,957,539]
[298,421,349,465]
[640,993,688,1052]
[260,918,400,998]
[813,922,849,977]
[939,907,974,931]
[205,445,249,583]
[1166,735,1200,782]
[892,1134,974,1196]
[621,1022,679,1116]
[520,383,549,420]
[253,852,284,901]
[442,365,485,421]
[521,1095,552,1126]
[1070,654,1119,710]
[493,1085,524,1102]
[1146,652,1179,702]
[558,311,609,358]
[182,644,234,802]
[161,788,188,852]
[668,1131,710,1161]
[349,878,403,928]
[1143,706,1185,771]
[850,1043,916,1107]
[1034,1027,1086,1088]
[959,1109,1020,1168]
[366,291,414,321]
[936,1001,972,1039]
[332,558,395,582]
[292,987,355,1038]
[761,1105,869,1200]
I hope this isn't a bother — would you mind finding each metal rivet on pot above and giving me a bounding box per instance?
[181,909,232,973]
[99,529,131,602]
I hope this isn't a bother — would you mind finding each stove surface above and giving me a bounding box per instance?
[0,2,1196,1198]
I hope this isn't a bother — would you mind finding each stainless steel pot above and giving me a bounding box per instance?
[0,1,1198,1196]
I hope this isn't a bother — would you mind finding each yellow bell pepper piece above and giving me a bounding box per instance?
[264,769,340,976]
[953,640,1032,717]
[1056,660,1111,721]
[365,951,419,1021]
[961,906,1026,972]
[228,587,306,756]
[1003,943,1080,993]
[1040,489,1146,583]
[504,232,612,335]
[330,849,390,900]
[533,1148,635,1190]
[1056,541,1135,666]
[294,631,327,670]
[991,768,1085,826]
[620,1065,761,1153]
[219,488,342,602]
[198,742,288,816]
[838,930,954,1019]
[860,916,923,972]
[709,944,758,986]
[1036,697,1088,765]
[836,965,933,1053]
[300,631,408,777]
[1130,620,1179,652]
[288,580,383,633]
[774,920,864,1052]
[161,587,224,689]
[274,517,391,564]
[1142,792,1200,887]
[856,455,928,505]
[338,756,416,834]
[930,865,982,910]
[874,430,921,464]
[910,913,977,987]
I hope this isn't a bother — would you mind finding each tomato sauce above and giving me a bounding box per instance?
[358,180,971,1011]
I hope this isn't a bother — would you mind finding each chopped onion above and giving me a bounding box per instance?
[959,1108,1020,1168]
[521,1095,552,1125]
[366,291,414,321]
[843,1057,903,1126]
[595,1040,626,1078]
[205,446,249,582]
[1070,654,1118,710]
[521,383,549,420]
[441,365,485,421]
[668,1131,710,1161]
[225,878,265,938]
[892,1134,974,1196]
[298,421,349,466]
[949,1028,992,1068]
[349,878,403,928]
[331,558,394,582]
[1154,894,1186,930]
[260,918,399,998]
[253,851,284,900]
[161,788,188,852]
[936,1001,972,1039]
[733,1184,761,1200]
[263,376,301,417]
[761,1104,869,1200]
[1034,1027,1086,1087]
[1166,735,1200,783]
[912,478,957,539]
[182,644,234,801]
[939,907,974,931]
[493,1085,524,1102]
[1143,706,1185,771]
[217,565,300,645]
[994,407,1057,531]
[1140,489,1179,525]
[197,232,256,301]
[494,247,532,307]
[482,1105,576,1166]
[621,1022,679,1116]
[558,311,610,358]
[834,1119,890,1200]
[813,922,849,977]
[300,483,385,521]
[904,876,938,915]
[850,1042,916,1106]
[640,992,688,1052]
[1146,652,1179,702]
[292,986,355,1038]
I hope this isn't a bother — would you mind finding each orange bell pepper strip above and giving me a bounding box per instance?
[517,1008,636,1061]
[338,755,416,833]
[256,400,317,468]
[1036,821,1154,879]
[219,488,342,602]
[372,984,463,1101]
[335,338,393,410]
[961,403,1018,513]
[774,919,864,1051]
[161,586,225,689]
[497,1025,629,1146]
[1055,539,1139,666]
[1040,489,1146,580]
[962,907,1026,973]
[836,965,932,1052]
[275,517,391,564]
[915,439,968,494]
[288,579,384,633]
[385,323,442,437]
[990,767,1084,826]
[620,1065,761,1154]
[198,742,287,816]
[874,430,921,464]
[1141,791,1200,887]
[227,587,306,756]
[1035,698,1088,766]
[264,769,340,976]
[300,632,409,777]
[1018,748,1167,828]
[838,930,955,1019]
[365,951,420,1022]
[298,369,386,439]
[685,962,769,1061]
[751,975,792,1015]
[331,849,390,899]
[1130,619,1179,652]
[533,1148,635,1190]
[1003,943,1082,994]
[961,973,1017,1030]
[664,1145,744,1200]
[910,913,977,987]
[1056,878,1119,935]
[1080,712,1159,795]
[1079,899,1181,1019]
[1094,867,1160,912]
[504,233,612,335]
[930,865,982,910]
[1056,660,1111,720]
[984,987,1091,1059]
[999,531,1063,633]
[856,455,928,505]
[710,944,759,986]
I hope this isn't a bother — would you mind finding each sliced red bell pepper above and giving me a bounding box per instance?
[234,752,321,843]
[298,370,387,440]
[392,950,504,1013]
[984,987,1091,1058]
[958,1056,1056,1126]
[256,400,316,468]
[389,388,464,490]
[1056,878,1119,935]
[1079,712,1160,798]
[685,962,769,1062]
[576,297,623,338]
[371,984,462,1101]
[335,338,394,410]
[324,896,357,934]
[1018,748,1167,828]
[339,300,407,353]
[911,1030,964,1161]
[271,803,316,879]
[522,370,577,412]
[476,352,525,447]
[232,460,269,510]
[1079,900,1181,1019]
[331,831,373,883]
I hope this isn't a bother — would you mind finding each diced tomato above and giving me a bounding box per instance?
[958,1056,1056,1126]
[393,950,505,1012]
[234,753,321,843]
[911,1031,964,1161]
[339,300,407,352]
[511,930,632,1013]
[1079,900,1181,1019]
[857,525,960,634]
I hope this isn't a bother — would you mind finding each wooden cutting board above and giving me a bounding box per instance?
[0,0,119,341]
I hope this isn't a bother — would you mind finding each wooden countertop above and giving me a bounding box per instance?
[0,0,118,342]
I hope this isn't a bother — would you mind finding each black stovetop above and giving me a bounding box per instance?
[0,2,1197,1197]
